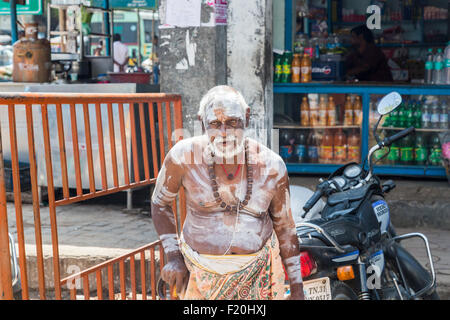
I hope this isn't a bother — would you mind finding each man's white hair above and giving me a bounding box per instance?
[198,85,250,122]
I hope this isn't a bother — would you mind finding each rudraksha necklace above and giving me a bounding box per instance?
[207,138,252,213]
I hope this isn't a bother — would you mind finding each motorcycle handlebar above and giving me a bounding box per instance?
[383,127,415,146]
[302,188,324,218]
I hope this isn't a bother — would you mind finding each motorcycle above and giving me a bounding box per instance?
[292,92,439,300]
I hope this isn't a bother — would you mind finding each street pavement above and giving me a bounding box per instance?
[5,194,450,299]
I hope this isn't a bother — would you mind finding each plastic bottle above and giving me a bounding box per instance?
[281,52,292,83]
[320,130,334,164]
[274,55,282,83]
[400,134,414,165]
[300,96,310,126]
[347,130,360,163]
[307,131,319,163]
[432,48,445,84]
[318,96,328,126]
[405,100,415,128]
[398,102,406,128]
[444,41,450,84]
[387,139,401,165]
[279,130,293,163]
[422,103,431,128]
[344,95,354,126]
[333,129,347,163]
[430,101,440,129]
[414,133,428,166]
[425,48,434,84]
[429,134,442,166]
[300,53,312,83]
[309,94,319,127]
[327,96,336,126]
[353,96,363,126]
[390,107,399,128]
[440,99,449,129]
[413,100,422,128]
[294,131,307,163]
[291,53,301,83]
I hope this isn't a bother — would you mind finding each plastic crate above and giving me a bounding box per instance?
[2,160,31,192]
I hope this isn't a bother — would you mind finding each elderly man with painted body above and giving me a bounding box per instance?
[151,86,304,300]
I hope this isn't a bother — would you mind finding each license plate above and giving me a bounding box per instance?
[303,277,332,300]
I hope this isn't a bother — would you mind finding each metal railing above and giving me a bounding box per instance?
[0,92,185,300]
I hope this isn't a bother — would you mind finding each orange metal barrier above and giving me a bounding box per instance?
[0,93,185,300]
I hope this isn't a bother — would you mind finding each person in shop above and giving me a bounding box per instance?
[151,85,304,300]
[112,33,129,72]
[344,25,393,82]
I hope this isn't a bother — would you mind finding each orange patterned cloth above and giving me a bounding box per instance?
[180,233,288,300]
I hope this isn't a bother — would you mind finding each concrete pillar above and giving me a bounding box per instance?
[227,0,273,147]
[158,1,227,138]
[159,0,273,147]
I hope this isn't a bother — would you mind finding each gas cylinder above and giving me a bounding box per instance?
[13,23,51,82]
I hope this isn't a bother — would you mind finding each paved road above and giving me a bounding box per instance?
[6,199,450,299]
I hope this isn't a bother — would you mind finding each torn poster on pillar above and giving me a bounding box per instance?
[214,0,227,25]
[165,0,201,27]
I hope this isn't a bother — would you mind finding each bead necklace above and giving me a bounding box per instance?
[207,138,252,213]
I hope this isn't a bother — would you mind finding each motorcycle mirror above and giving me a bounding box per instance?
[377,92,402,115]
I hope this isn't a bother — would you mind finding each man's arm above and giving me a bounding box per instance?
[269,168,305,300]
[151,149,188,295]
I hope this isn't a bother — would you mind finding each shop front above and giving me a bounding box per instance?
[273,0,450,179]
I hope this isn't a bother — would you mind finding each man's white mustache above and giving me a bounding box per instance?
[214,136,238,144]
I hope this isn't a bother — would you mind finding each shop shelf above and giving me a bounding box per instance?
[377,127,448,133]
[274,123,361,130]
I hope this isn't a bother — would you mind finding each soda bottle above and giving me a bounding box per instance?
[327,96,336,126]
[429,134,442,166]
[309,95,319,127]
[398,102,406,128]
[422,103,431,128]
[405,100,415,128]
[413,100,422,128]
[300,53,312,83]
[390,107,399,128]
[291,53,301,83]
[318,96,328,126]
[307,131,319,163]
[344,95,354,126]
[300,96,310,126]
[281,52,292,83]
[400,134,414,165]
[347,130,360,163]
[353,96,363,126]
[333,129,347,163]
[274,55,282,83]
[279,130,293,163]
[294,131,307,163]
[425,48,434,84]
[387,139,401,165]
[320,130,334,164]
[432,48,445,84]
[414,133,428,166]
[440,99,449,129]
[430,101,440,129]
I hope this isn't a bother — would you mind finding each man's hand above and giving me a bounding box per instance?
[161,253,189,296]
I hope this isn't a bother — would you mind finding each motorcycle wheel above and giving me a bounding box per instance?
[331,281,358,300]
